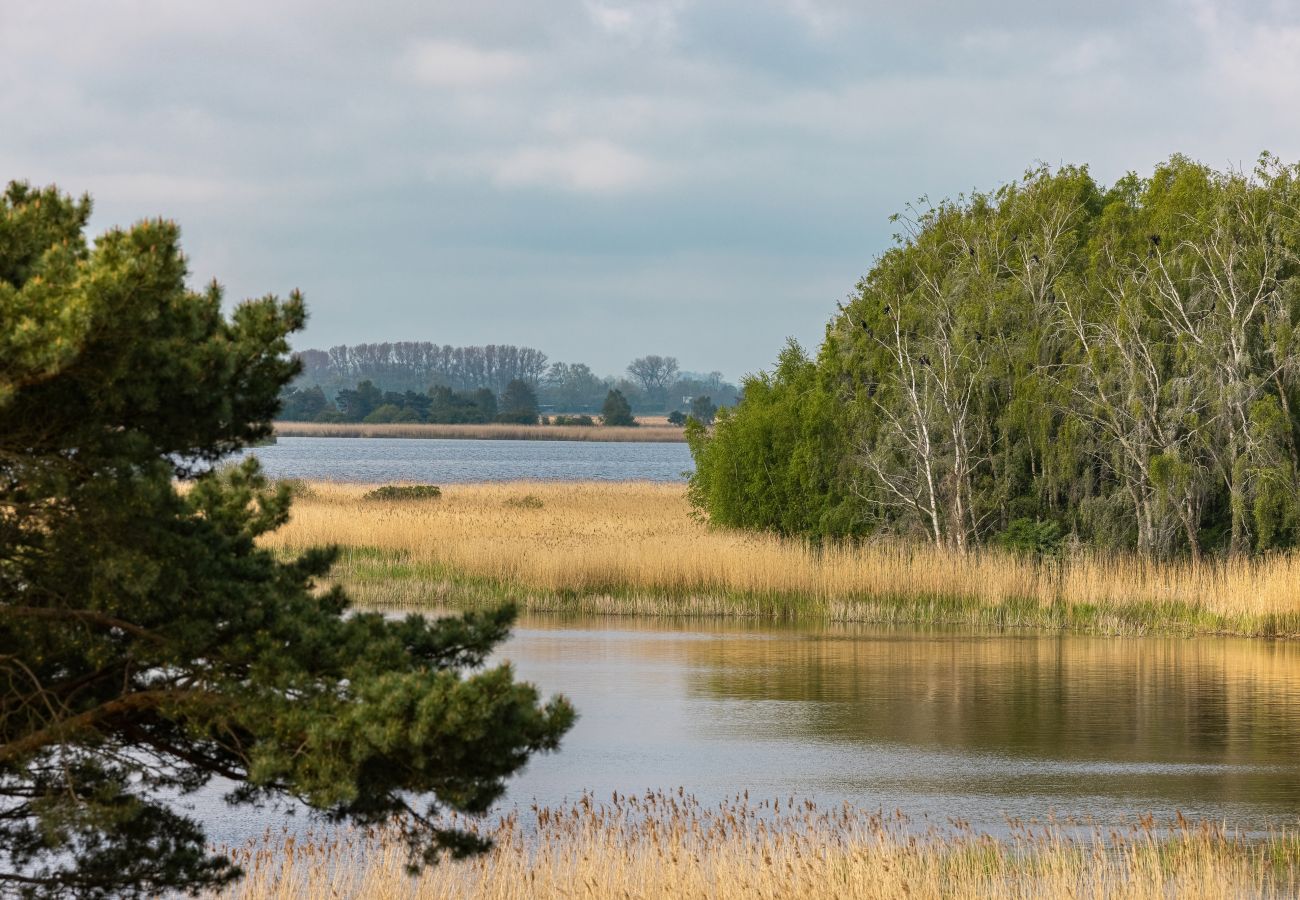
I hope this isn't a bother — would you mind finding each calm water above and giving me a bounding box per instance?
[236,436,692,482]
[198,613,1300,844]
[196,438,1299,843]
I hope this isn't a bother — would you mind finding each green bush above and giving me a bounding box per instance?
[553,414,595,426]
[995,518,1065,557]
[363,484,443,501]
[504,494,545,509]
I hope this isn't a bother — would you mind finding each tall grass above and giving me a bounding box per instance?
[213,791,1300,899]
[263,482,1300,636]
[272,422,685,442]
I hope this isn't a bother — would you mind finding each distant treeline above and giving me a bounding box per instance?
[281,379,540,425]
[280,377,675,428]
[288,343,739,414]
[296,343,550,396]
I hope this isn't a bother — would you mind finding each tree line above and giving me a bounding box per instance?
[688,155,1300,558]
[281,377,652,427]
[291,344,739,415]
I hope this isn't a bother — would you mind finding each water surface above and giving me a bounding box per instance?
[236,436,692,482]
[199,614,1300,844]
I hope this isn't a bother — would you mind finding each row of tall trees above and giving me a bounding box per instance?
[689,155,1300,558]
[297,343,551,396]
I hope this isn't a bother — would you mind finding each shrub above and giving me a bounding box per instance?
[995,518,1065,557]
[505,494,545,509]
[363,484,443,501]
[554,415,595,426]
[667,410,687,426]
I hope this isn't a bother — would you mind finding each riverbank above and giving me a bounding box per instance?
[214,791,1297,899]
[264,481,1300,638]
[273,421,687,442]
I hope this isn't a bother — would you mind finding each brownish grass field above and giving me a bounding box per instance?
[266,480,1300,637]
[272,420,686,442]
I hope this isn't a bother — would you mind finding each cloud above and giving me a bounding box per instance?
[400,39,528,88]
[491,140,661,192]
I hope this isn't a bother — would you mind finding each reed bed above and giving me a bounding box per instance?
[272,422,686,442]
[263,481,1300,636]
[213,791,1299,899]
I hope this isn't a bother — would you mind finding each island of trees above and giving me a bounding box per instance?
[689,154,1300,559]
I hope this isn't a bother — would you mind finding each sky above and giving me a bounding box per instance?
[3,1,1300,381]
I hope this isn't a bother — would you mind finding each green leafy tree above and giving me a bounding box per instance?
[335,378,382,421]
[497,378,539,424]
[601,389,636,426]
[688,155,1300,557]
[277,384,331,420]
[0,182,575,898]
[689,395,718,426]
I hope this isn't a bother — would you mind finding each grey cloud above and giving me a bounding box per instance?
[1,0,1298,378]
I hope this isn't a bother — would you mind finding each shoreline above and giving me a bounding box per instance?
[273,421,688,442]
[265,481,1300,641]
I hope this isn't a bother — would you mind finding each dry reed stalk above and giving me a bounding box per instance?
[272,422,686,442]
[212,791,1299,899]
[261,482,1300,634]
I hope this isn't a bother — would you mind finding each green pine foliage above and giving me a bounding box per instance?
[0,182,575,898]
[689,155,1300,557]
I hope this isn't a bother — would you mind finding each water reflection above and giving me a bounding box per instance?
[503,616,1300,832]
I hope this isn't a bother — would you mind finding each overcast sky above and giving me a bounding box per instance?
[4,1,1299,379]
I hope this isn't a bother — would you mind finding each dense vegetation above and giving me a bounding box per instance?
[0,182,573,897]
[290,345,739,415]
[689,155,1300,558]
[281,378,525,424]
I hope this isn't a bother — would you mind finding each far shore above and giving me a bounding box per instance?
[273,420,688,442]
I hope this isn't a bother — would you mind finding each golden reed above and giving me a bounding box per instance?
[263,482,1300,635]
[213,791,1298,899]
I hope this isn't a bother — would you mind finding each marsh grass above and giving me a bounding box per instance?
[213,791,1300,899]
[273,422,685,442]
[263,481,1300,636]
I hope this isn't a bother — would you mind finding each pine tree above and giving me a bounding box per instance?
[0,182,575,897]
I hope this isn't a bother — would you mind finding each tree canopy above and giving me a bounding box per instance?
[601,389,636,427]
[689,155,1300,557]
[0,182,575,897]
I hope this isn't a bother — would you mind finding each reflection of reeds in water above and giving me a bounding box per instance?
[213,791,1299,899]
[272,422,686,442]
[264,482,1300,636]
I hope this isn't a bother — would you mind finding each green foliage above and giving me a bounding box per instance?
[504,494,545,509]
[689,395,718,426]
[995,518,1066,557]
[688,155,1300,557]
[0,183,574,897]
[688,340,856,538]
[497,378,539,424]
[553,414,595,426]
[363,484,444,501]
[667,410,687,426]
[601,389,636,426]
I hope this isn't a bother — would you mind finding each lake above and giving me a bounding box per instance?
[237,436,693,482]
[195,438,1300,847]
[198,612,1300,845]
